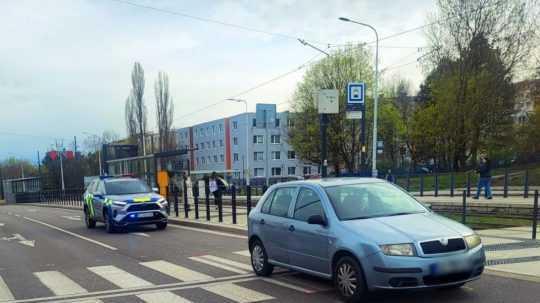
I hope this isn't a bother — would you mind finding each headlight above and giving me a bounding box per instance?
[464,234,481,249]
[158,199,168,208]
[380,243,416,256]
[112,201,127,207]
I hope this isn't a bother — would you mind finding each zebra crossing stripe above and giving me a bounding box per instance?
[88,266,153,289]
[137,291,192,303]
[189,257,248,275]
[234,250,251,257]
[140,260,213,282]
[34,271,87,296]
[202,283,274,303]
[197,255,253,271]
[0,275,14,301]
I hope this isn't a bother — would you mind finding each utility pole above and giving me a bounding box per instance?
[339,17,380,177]
[73,136,78,159]
[56,141,65,191]
[226,98,251,186]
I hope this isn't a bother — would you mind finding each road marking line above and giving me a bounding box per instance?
[198,255,252,271]
[74,300,104,303]
[0,223,4,227]
[202,283,273,303]
[0,275,15,301]
[137,291,192,303]
[234,250,251,257]
[189,257,248,274]
[34,271,87,296]
[23,217,117,250]
[132,232,150,237]
[88,266,153,289]
[140,260,213,282]
[168,224,247,239]
[61,215,81,221]
[261,277,316,294]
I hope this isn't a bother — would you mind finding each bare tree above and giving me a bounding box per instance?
[125,92,137,144]
[131,62,147,155]
[154,71,175,152]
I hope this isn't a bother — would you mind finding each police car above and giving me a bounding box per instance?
[83,176,168,233]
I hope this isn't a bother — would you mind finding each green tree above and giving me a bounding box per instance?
[288,45,374,173]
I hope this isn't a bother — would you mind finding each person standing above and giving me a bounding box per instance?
[473,155,493,200]
[209,172,227,209]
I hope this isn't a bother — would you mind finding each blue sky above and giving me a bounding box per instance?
[0,0,435,162]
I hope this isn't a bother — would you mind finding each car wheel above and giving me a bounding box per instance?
[103,211,115,233]
[334,256,366,302]
[250,240,273,276]
[156,222,167,230]
[84,208,96,229]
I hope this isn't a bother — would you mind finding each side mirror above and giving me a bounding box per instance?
[307,214,326,226]
[152,187,159,193]
[425,203,433,210]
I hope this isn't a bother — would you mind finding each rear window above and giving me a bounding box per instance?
[104,179,151,195]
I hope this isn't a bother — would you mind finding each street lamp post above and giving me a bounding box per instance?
[226,98,250,186]
[339,17,379,177]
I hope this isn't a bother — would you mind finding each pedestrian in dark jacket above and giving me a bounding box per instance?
[473,155,492,199]
[209,172,226,209]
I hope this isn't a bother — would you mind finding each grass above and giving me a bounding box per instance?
[439,212,533,230]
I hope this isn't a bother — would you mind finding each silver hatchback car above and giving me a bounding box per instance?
[247,178,485,302]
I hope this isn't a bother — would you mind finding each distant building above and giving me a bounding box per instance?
[176,103,319,185]
[514,79,539,124]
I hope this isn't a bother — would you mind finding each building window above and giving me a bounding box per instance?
[252,118,256,127]
[287,150,296,159]
[288,119,294,128]
[254,152,264,161]
[201,157,206,164]
[195,129,198,137]
[233,121,238,129]
[254,168,264,177]
[212,141,216,148]
[270,135,281,144]
[220,154,224,162]
[219,124,223,132]
[233,137,238,145]
[220,140,223,147]
[212,125,215,135]
[272,167,282,176]
[288,167,296,175]
[196,143,199,150]
[271,151,281,160]
[253,135,264,144]
[233,153,239,161]
[213,155,218,163]
[275,119,280,127]
[196,158,199,166]
[303,166,312,175]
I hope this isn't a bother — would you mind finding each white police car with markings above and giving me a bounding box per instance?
[83,176,168,233]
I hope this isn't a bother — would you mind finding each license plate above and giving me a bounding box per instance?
[138,212,154,218]
[431,259,470,275]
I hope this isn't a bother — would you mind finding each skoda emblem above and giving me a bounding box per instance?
[439,238,449,246]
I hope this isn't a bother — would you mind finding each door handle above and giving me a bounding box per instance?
[289,225,295,232]
[259,219,265,225]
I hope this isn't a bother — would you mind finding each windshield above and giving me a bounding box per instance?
[104,179,152,195]
[325,182,426,220]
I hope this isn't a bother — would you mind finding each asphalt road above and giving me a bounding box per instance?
[0,204,539,303]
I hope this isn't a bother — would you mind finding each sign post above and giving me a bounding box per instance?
[317,89,339,178]
[346,82,366,173]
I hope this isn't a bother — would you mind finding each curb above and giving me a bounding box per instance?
[484,267,540,283]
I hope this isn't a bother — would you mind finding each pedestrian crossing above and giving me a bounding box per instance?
[0,250,329,303]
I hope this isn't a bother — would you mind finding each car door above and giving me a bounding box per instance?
[288,186,330,275]
[93,181,106,221]
[258,186,297,265]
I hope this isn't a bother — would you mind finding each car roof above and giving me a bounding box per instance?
[273,177,385,188]
[102,177,141,183]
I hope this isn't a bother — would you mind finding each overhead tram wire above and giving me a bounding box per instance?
[108,0,329,46]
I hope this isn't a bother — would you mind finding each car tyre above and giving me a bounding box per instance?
[250,240,273,276]
[334,256,366,302]
[103,211,115,233]
[156,222,167,230]
[84,208,96,229]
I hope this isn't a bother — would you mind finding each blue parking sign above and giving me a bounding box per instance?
[347,82,365,104]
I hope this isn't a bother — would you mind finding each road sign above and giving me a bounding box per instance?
[318,89,339,114]
[346,111,362,120]
[347,82,365,104]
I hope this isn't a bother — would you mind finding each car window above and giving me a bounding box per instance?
[87,181,97,194]
[96,182,105,195]
[104,179,152,195]
[325,182,426,220]
[294,188,323,222]
[260,190,275,214]
[268,187,296,217]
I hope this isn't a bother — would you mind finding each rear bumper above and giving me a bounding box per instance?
[363,245,485,290]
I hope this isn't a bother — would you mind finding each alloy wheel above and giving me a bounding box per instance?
[337,262,358,297]
[251,244,265,272]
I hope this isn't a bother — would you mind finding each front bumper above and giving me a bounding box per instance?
[111,205,168,227]
[362,245,485,290]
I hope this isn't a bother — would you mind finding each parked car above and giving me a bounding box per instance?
[247,178,484,302]
[83,176,169,233]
